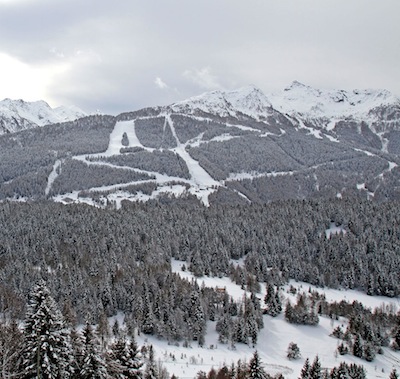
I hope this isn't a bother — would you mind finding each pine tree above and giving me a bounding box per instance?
[80,321,108,379]
[330,363,348,379]
[108,334,143,379]
[300,358,311,379]
[144,345,158,379]
[70,326,85,377]
[188,291,206,342]
[347,363,366,379]
[309,355,322,379]
[0,319,24,378]
[21,281,72,379]
[248,351,268,379]
[393,323,400,350]
[264,284,279,317]
[353,334,364,358]
[363,343,376,362]
[287,342,301,360]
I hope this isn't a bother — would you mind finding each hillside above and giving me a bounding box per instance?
[0,83,399,205]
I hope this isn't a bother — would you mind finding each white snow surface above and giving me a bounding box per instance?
[171,85,273,120]
[0,98,87,132]
[268,81,400,124]
[52,117,222,206]
[133,260,400,379]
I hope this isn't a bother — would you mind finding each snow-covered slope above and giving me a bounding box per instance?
[268,81,400,129]
[171,85,274,120]
[0,98,87,134]
[1,82,399,206]
[131,261,400,379]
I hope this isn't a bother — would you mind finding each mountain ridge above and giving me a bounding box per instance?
[0,97,88,134]
[0,82,399,206]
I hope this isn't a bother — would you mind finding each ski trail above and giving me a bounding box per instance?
[105,120,154,155]
[45,159,63,196]
[166,114,220,205]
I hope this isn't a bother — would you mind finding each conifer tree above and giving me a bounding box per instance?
[287,342,301,360]
[299,358,311,379]
[248,351,268,379]
[264,284,279,317]
[21,281,72,379]
[70,326,85,377]
[0,319,24,379]
[80,321,108,379]
[144,345,158,379]
[353,334,364,358]
[309,355,322,379]
[108,334,143,379]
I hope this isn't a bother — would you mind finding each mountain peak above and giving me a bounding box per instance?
[0,98,87,134]
[171,85,272,120]
[269,82,400,121]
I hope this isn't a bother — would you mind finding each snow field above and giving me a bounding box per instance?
[152,260,400,379]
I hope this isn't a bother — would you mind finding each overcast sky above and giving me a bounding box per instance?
[0,0,399,114]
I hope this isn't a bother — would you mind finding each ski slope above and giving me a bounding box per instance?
[131,261,400,379]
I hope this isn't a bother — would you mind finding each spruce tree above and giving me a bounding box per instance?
[287,342,301,360]
[309,355,322,379]
[264,284,279,317]
[21,281,72,379]
[108,334,143,379]
[144,345,158,379]
[299,358,311,379]
[353,334,364,358]
[248,351,268,379]
[80,321,108,379]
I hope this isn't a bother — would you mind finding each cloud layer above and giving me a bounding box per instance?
[0,0,399,114]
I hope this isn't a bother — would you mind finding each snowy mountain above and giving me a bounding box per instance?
[171,85,275,120]
[268,81,400,133]
[0,83,399,206]
[0,98,87,134]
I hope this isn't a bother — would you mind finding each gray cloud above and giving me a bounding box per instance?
[0,0,399,114]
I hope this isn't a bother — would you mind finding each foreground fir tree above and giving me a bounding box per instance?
[21,281,72,379]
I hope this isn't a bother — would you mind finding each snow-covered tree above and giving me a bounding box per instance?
[248,351,268,379]
[287,342,301,360]
[144,345,158,379]
[299,358,311,379]
[309,355,322,379]
[0,319,24,378]
[80,321,108,379]
[21,281,72,378]
[108,334,143,379]
[264,284,280,317]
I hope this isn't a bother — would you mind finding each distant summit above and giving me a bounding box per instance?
[0,98,87,134]
[171,85,273,120]
[269,81,400,127]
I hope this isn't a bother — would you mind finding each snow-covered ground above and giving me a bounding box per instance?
[132,260,400,379]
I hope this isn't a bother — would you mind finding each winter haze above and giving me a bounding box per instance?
[0,0,399,114]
